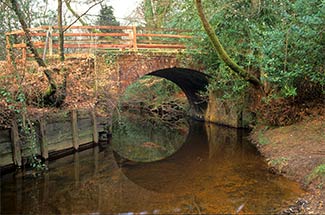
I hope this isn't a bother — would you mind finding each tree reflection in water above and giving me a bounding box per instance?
[0,112,304,214]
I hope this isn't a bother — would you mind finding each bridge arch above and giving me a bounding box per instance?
[147,68,209,119]
[112,53,209,119]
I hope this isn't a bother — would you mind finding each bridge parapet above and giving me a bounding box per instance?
[5,25,194,63]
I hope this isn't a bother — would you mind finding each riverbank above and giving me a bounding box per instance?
[251,115,325,214]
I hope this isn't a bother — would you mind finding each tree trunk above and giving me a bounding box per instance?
[10,0,57,96]
[58,0,65,62]
[195,0,262,88]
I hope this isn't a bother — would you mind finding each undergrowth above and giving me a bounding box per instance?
[307,164,325,184]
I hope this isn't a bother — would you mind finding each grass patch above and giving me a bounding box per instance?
[307,164,325,184]
[267,157,288,173]
[258,127,270,145]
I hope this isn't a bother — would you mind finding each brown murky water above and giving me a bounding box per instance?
[1,114,303,214]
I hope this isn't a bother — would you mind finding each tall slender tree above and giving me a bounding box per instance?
[58,0,64,61]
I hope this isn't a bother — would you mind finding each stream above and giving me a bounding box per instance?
[1,112,303,214]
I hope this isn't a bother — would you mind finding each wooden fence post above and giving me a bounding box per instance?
[132,26,138,51]
[71,110,79,150]
[91,110,98,144]
[39,118,49,159]
[11,120,22,167]
[49,27,53,56]
[22,41,27,64]
[6,34,12,64]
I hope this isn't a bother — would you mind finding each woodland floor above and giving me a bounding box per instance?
[251,113,325,214]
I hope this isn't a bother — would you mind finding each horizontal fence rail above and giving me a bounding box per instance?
[5,25,194,63]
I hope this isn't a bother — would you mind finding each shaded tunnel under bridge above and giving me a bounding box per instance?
[99,53,209,119]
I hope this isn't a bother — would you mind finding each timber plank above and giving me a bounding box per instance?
[48,140,73,153]
[78,130,93,139]
[39,118,49,159]
[77,110,91,119]
[46,122,72,138]
[91,111,99,144]
[47,132,73,145]
[79,136,93,145]
[11,120,22,167]
[0,153,13,166]
[0,142,12,154]
[78,118,92,130]
[0,129,10,143]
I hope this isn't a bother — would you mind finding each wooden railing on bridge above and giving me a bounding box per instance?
[5,25,193,63]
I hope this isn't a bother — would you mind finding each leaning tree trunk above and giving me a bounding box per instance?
[58,0,65,62]
[10,0,67,106]
[10,0,57,97]
[194,0,262,88]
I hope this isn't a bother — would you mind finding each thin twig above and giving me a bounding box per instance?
[63,0,104,32]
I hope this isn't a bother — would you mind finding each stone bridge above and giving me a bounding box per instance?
[95,52,209,120]
[1,26,255,169]
[5,25,253,128]
[94,52,254,128]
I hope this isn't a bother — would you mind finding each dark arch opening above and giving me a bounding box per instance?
[147,67,210,120]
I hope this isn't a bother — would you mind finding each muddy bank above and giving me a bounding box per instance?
[251,116,325,214]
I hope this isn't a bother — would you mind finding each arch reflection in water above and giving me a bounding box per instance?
[116,119,304,213]
[1,114,304,214]
[116,121,249,194]
[111,113,188,162]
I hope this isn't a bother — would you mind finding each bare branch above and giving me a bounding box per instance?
[63,0,104,32]
[64,0,87,26]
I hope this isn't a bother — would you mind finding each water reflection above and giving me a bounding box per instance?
[111,113,188,162]
[1,113,303,214]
